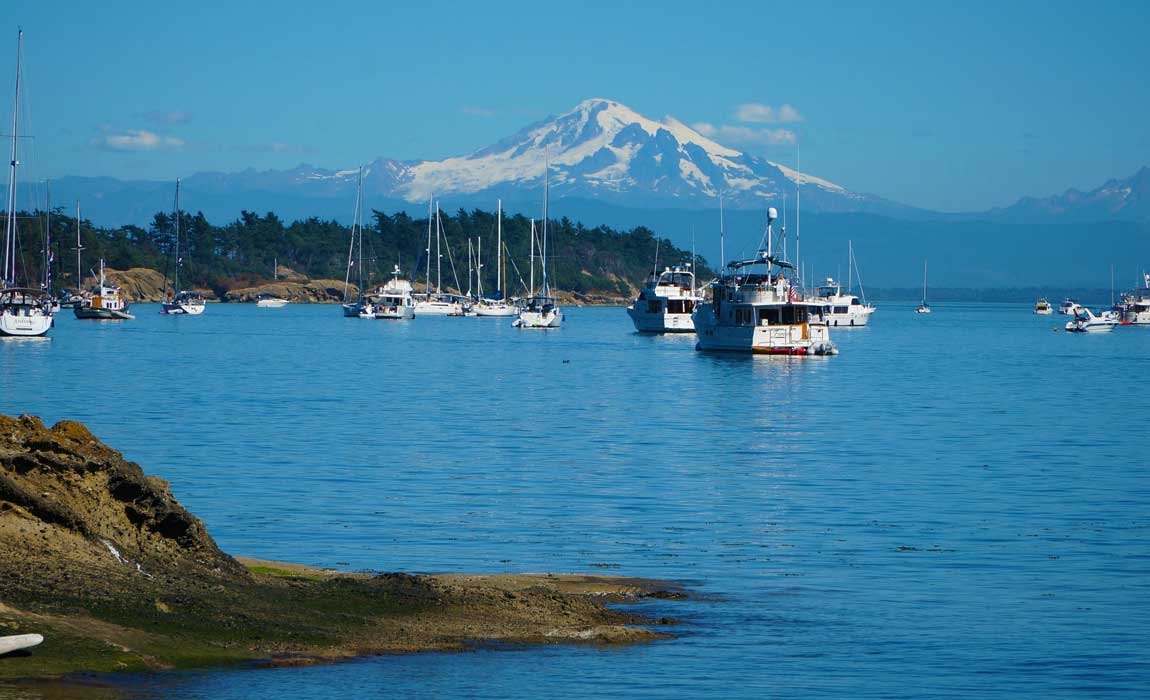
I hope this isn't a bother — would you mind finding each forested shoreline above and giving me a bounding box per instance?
[2,207,711,300]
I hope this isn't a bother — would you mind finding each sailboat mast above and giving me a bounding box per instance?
[496,199,502,298]
[848,240,853,293]
[43,180,50,291]
[529,219,536,296]
[796,144,801,289]
[3,30,22,286]
[541,162,549,296]
[424,197,432,297]
[719,192,725,272]
[173,178,181,295]
[477,236,482,298]
[75,201,81,291]
[356,168,364,292]
[435,203,442,294]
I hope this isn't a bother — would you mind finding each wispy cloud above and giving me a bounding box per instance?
[90,129,185,152]
[143,109,192,125]
[733,103,803,124]
[693,122,797,147]
[461,105,496,117]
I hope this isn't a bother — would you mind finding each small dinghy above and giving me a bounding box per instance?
[0,634,44,655]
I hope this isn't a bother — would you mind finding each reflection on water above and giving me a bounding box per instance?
[2,303,1148,699]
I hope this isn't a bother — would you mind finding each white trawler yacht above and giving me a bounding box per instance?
[1115,272,1150,325]
[475,200,518,317]
[1034,298,1054,315]
[74,260,134,320]
[414,202,465,316]
[815,242,876,326]
[693,208,836,356]
[1057,298,1080,316]
[160,180,206,315]
[1,30,54,338]
[627,264,703,333]
[374,265,415,319]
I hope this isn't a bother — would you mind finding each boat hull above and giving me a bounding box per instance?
[825,307,875,326]
[160,303,205,315]
[514,309,563,328]
[0,309,53,336]
[256,299,290,308]
[475,303,518,317]
[374,306,415,320]
[74,307,134,320]
[626,306,695,333]
[414,301,463,316]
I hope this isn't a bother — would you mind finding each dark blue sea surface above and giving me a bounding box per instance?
[2,304,1147,698]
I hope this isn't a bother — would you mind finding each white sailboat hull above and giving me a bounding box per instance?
[414,300,464,316]
[256,298,289,308]
[475,302,518,317]
[514,308,563,328]
[0,308,53,337]
[161,302,205,315]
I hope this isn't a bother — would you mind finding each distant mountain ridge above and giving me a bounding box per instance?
[20,99,1149,233]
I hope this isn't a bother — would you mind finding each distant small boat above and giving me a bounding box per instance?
[74,260,134,320]
[915,260,931,314]
[1057,298,1080,316]
[256,293,289,308]
[0,633,43,655]
[1034,297,1053,315]
[160,179,206,316]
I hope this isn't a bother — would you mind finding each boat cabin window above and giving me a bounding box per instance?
[668,299,694,314]
[778,305,808,325]
[758,308,780,326]
[647,300,663,314]
[851,299,861,306]
[834,306,849,314]
[736,307,754,326]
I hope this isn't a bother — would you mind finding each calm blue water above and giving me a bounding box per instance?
[2,304,1148,698]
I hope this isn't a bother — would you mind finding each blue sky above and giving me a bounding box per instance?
[5,0,1148,211]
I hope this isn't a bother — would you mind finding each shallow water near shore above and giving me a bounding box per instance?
[3,303,1148,698]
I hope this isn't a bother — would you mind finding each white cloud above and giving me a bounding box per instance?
[461,105,496,117]
[734,102,803,124]
[91,129,185,152]
[690,122,796,148]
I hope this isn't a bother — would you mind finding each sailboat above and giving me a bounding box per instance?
[475,199,518,317]
[160,179,206,315]
[341,168,377,318]
[915,260,931,314]
[514,166,563,329]
[0,30,54,337]
[413,200,464,316]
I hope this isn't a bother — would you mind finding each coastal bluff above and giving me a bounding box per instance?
[0,414,682,681]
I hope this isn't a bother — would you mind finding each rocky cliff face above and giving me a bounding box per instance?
[84,267,217,303]
[0,414,246,591]
[224,279,352,303]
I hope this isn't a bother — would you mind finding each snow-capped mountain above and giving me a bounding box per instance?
[176,98,908,214]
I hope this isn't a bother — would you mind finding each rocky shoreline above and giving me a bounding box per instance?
[0,415,682,682]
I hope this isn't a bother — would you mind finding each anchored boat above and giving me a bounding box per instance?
[74,260,134,320]
[693,208,836,356]
[374,266,416,319]
[627,264,703,333]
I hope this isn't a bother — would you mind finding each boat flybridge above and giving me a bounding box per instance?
[627,264,704,333]
[373,265,415,319]
[1034,298,1054,315]
[692,208,837,356]
[74,260,134,320]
